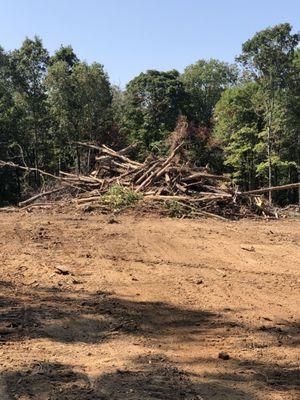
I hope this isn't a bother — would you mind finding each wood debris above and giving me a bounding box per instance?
[64,141,279,219]
[0,139,290,219]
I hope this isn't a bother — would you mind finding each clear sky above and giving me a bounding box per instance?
[1,0,299,86]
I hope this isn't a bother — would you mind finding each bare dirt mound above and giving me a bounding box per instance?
[0,211,299,399]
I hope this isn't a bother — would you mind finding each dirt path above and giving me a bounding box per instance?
[0,211,299,399]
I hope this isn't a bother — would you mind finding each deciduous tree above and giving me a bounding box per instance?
[237,23,300,201]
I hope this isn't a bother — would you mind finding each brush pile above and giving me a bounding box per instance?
[0,120,282,219]
[51,141,274,219]
[0,142,278,219]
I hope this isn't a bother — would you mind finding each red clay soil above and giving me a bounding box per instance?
[0,210,299,400]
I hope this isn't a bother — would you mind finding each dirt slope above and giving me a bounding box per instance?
[0,211,299,399]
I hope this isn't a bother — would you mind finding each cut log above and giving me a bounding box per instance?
[175,183,187,192]
[76,196,102,204]
[161,142,184,166]
[135,161,161,184]
[73,141,137,156]
[101,144,143,167]
[0,161,61,181]
[183,172,231,182]
[243,182,300,195]
[135,166,161,192]
[143,195,191,201]
[156,162,172,178]
[143,194,231,203]
[22,203,54,210]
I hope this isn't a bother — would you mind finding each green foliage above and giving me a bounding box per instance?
[214,82,265,189]
[122,70,186,153]
[49,45,79,70]
[181,59,238,127]
[111,85,126,132]
[9,36,50,172]
[46,60,113,172]
[164,199,183,217]
[0,24,299,206]
[237,24,300,196]
[215,42,300,202]
[100,185,141,211]
[237,23,299,91]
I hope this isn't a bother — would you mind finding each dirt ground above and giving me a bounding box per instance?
[0,210,299,400]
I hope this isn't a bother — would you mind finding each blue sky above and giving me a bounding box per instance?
[1,0,299,86]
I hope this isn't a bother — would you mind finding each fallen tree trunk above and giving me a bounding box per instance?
[144,195,192,201]
[243,182,300,195]
[18,187,65,207]
[100,144,143,168]
[182,172,231,182]
[0,207,19,212]
[135,161,161,184]
[0,160,86,192]
[76,196,102,204]
[143,194,229,202]
[22,202,55,210]
[73,141,137,155]
[0,161,61,181]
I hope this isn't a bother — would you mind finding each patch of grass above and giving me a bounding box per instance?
[101,185,141,211]
[164,199,184,217]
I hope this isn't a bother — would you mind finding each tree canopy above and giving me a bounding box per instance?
[0,24,299,205]
[181,59,238,127]
[122,69,186,153]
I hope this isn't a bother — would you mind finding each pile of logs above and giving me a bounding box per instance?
[2,140,298,218]
[63,142,277,219]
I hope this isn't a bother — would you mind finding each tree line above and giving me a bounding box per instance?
[0,23,299,205]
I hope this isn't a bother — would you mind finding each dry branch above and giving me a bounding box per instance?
[18,187,65,207]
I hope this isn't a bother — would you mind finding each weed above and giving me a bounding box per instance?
[101,185,141,211]
[165,199,183,217]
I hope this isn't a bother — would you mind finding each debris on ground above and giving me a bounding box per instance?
[1,121,296,219]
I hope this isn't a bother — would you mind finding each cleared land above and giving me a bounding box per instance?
[0,211,299,399]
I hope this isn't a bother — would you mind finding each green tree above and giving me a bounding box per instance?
[214,82,265,190]
[0,46,13,145]
[10,36,50,179]
[123,70,186,154]
[270,49,300,202]
[110,85,128,148]
[49,45,79,70]
[288,49,300,197]
[181,59,238,127]
[46,61,112,172]
[237,23,300,200]
[0,46,18,203]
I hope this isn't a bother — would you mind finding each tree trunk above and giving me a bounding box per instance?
[298,165,300,206]
[266,94,275,204]
[33,128,39,184]
[76,146,81,175]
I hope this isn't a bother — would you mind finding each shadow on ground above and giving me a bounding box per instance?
[1,281,299,400]
[2,358,255,400]
[3,355,299,400]
[0,281,235,345]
